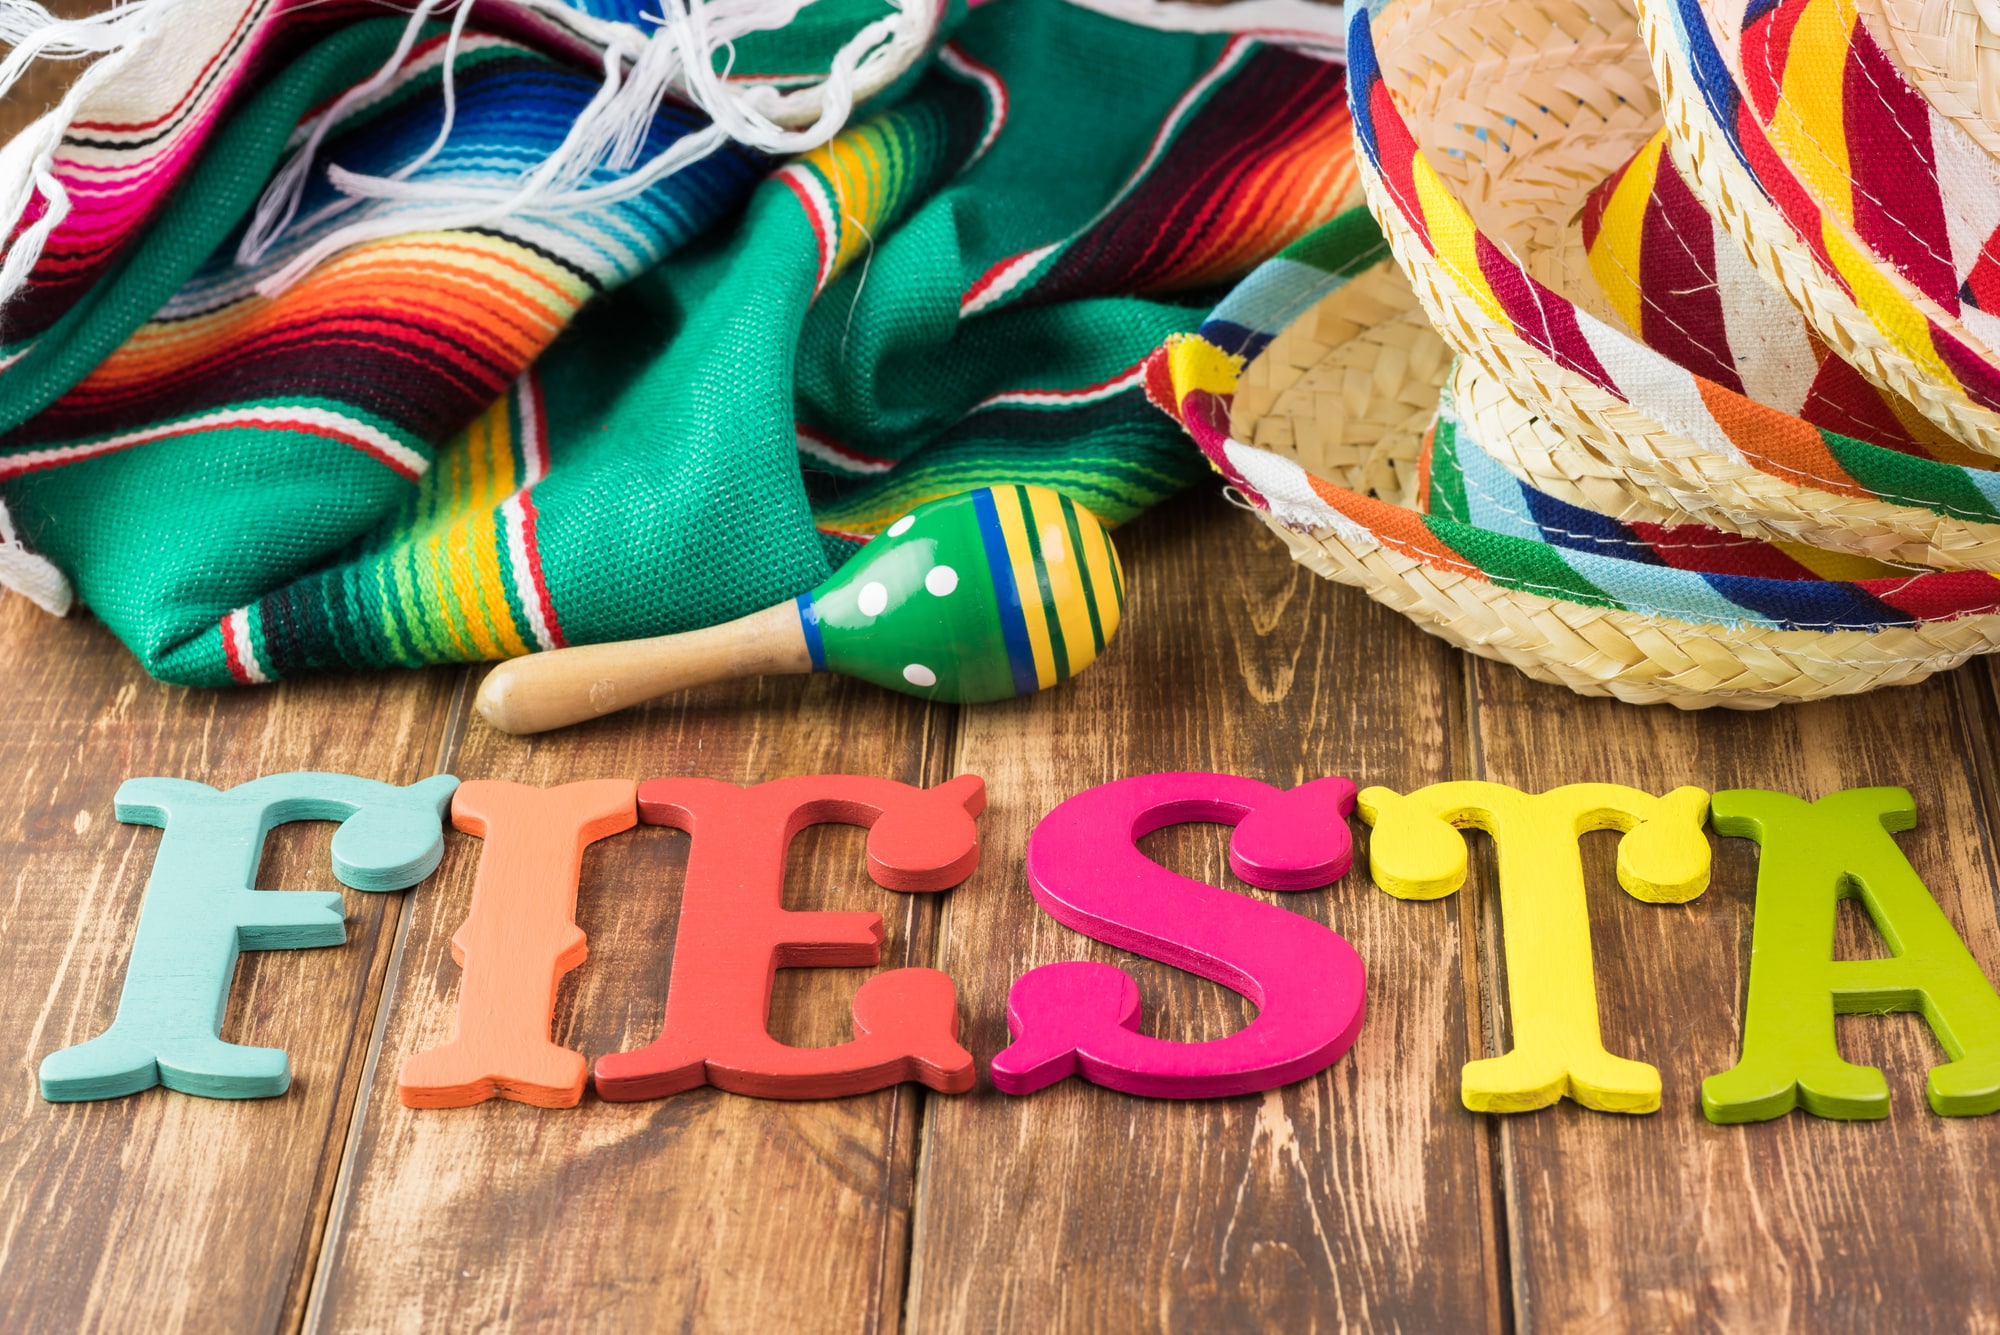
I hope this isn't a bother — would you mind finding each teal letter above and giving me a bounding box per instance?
[40,772,458,1101]
[1704,787,2000,1122]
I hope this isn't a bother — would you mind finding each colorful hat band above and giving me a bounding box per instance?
[1348,4,2000,563]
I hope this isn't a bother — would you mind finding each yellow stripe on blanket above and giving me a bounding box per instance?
[1769,0,1857,225]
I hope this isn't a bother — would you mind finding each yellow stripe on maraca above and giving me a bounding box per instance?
[992,488,1060,689]
[1060,495,1110,655]
[1027,486,1101,674]
[1081,506,1123,644]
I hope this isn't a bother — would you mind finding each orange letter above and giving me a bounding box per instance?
[398,779,637,1108]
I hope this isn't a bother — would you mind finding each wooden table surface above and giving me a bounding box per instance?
[5,486,2000,1334]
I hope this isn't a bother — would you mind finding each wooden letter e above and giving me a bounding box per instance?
[593,774,984,1100]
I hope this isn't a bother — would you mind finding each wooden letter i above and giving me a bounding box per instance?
[398,779,638,1108]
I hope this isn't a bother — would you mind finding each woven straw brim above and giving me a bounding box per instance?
[1229,259,1450,508]
[1445,358,1708,528]
[1360,149,2000,569]
[1864,0,2000,162]
[1445,357,1789,531]
[1645,0,2000,455]
[1258,509,2000,707]
[1210,253,2000,709]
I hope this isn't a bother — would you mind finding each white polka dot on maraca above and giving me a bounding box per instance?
[925,565,958,596]
[857,581,888,616]
[903,664,937,687]
[887,515,915,537]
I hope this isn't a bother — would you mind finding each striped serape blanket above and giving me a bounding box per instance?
[0,0,1353,684]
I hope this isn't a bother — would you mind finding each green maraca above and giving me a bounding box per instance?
[474,485,1125,734]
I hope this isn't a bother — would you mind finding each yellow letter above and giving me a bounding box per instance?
[1358,783,1709,1114]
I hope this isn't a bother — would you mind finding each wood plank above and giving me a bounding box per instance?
[0,596,457,1332]
[1472,658,2000,1331]
[1,1,108,143]
[305,675,954,1331]
[905,491,1504,1333]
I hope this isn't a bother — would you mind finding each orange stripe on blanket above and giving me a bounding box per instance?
[86,285,567,400]
[1696,379,1870,497]
[81,243,578,392]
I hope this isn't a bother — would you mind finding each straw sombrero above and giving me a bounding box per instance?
[1139,0,2000,707]
[1859,0,2000,160]
[1348,0,2000,570]
[1222,217,1453,512]
[1149,244,2000,707]
[1642,0,2000,452]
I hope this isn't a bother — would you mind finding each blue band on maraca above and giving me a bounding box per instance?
[971,488,1041,697]
[796,592,828,672]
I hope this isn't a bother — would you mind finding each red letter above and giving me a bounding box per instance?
[594,774,983,1100]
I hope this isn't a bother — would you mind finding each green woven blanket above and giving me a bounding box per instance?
[0,0,1354,684]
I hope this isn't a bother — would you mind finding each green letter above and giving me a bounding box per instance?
[1704,787,2000,1122]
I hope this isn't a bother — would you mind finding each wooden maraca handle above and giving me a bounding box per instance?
[474,601,812,735]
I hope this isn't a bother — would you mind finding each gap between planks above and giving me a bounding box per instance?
[1956,662,2000,919]
[1456,649,1517,1335]
[297,665,475,1333]
[886,693,962,1335]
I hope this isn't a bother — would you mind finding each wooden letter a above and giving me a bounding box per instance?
[1704,787,2000,1122]
[1358,781,1710,1114]
[399,779,638,1108]
[593,774,984,1101]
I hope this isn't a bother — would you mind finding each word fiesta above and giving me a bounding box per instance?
[39,771,2000,1125]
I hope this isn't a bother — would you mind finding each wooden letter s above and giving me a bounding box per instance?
[990,773,1366,1099]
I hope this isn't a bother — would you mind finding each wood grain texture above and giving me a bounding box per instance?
[0,0,101,145]
[907,490,1505,1334]
[304,676,955,1333]
[0,596,456,1333]
[1472,658,2000,1333]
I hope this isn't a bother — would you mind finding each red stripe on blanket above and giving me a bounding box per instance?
[1859,571,2000,620]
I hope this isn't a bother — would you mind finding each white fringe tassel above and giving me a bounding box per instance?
[0,496,72,615]
[0,0,1338,315]
[241,0,938,295]
[0,0,172,321]
[233,0,464,269]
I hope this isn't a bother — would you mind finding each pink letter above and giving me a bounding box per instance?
[991,773,1366,1098]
